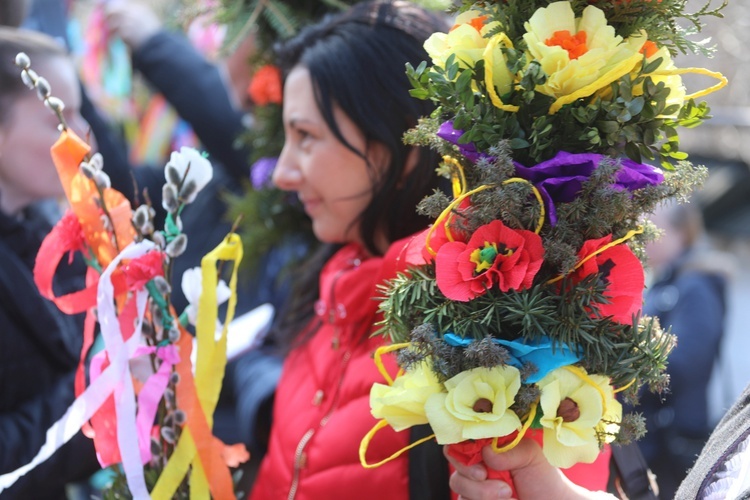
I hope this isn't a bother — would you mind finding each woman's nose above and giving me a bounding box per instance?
[272,146,302,191]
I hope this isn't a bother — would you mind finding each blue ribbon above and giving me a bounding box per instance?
[443,333,581,383]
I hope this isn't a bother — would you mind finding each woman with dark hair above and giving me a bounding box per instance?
[248,2,451,498]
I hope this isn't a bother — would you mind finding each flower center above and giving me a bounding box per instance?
[557,397,580,422]
[452,15,489,33]
[545,30,588,60]
[470,242,513,274]
[472,398,494,413]
[640,40,659,59]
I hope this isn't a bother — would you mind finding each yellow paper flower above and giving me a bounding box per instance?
[370,361,443,431]
[523,1,646,113]
[424,10,514,97]
[424,365,522,444]
[537,366,622,468]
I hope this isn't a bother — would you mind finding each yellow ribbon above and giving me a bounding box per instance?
[483,34,520,113]
[151,234,243,500]
[652,66,728,101]
[547,226,644,285]
[491,402,538,453]
[444,155,467,199]
[359,420,436,469]
[424,177,547,257]
[613,378,636,394]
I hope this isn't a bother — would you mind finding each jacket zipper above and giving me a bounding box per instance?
[287,350,352,500]
[287,256,360,499]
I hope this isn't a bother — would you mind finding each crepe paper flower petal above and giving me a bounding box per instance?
[181,267,231,326]
[537,367,621,468]
[424,366,522,444]
[435,220,544,301]
[572,235,645,324]
[122,250,165,291]
[437,121,490,164]
[370,361,443,431]
[513,151,663,225]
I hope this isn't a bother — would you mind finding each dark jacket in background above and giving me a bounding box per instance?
[0,209,99,499]
[637,253,727,499]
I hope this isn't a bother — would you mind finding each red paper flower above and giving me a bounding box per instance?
[57,210,87,263]
[122,250,165,291]
[570,235,644,323]
[247,65,283,106]
[435,220,544,301]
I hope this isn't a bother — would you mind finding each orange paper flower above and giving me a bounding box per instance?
[247,65,283,106]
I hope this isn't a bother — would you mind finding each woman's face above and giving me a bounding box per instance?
[0,56,88,214]
[274,66,388,247]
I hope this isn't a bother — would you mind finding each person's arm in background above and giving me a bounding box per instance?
[105,0,253,182]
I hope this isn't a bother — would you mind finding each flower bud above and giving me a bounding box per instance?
[168,326,181,343]
[14,52,30,69]
[162,183,179,213]
[93,170,111,190]
[170,372,181,385]
[132,204,151,228]
[150,437,162,457]
[152,231,166,249]
[165,233,188,258]
[35,76,51,100]
[89,152,104,171]
[79,162,96,180]
[151,276,169,296]
[21,68,37,89]
[160,426,176,444]
[173,409,187,426]
[178,180,197,204]
[44,96,64,113]
[165,162,182,186]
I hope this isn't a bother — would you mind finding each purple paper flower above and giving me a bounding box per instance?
[250,157,278,189]
[437,121,489,164]
[513,151,663,225]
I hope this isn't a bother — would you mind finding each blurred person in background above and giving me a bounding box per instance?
[0,27,100,499]
[638,200,730,498]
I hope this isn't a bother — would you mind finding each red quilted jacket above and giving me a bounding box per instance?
[251,242,410,500]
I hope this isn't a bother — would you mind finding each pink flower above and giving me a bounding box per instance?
[435,220,544,301]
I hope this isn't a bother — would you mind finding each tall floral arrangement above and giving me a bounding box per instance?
[359,0,727,492]
[0,54,247,499]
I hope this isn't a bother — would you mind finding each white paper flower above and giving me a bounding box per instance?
[165,147,213,204]
[181,267,231,327]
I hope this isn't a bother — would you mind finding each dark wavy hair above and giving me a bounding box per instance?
[272,1,448,349]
